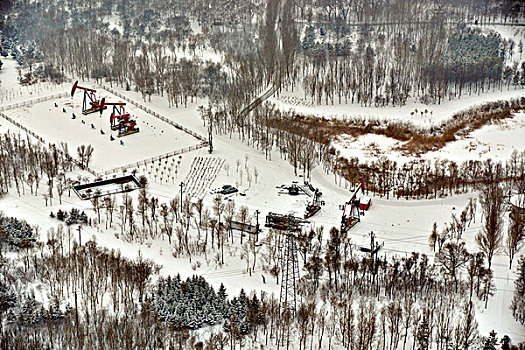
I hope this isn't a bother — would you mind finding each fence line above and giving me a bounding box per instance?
[102,142,209,176]
[101,85,208,142]
[0,111,47,144]
[0,103,98,178]
[0,92,69,112]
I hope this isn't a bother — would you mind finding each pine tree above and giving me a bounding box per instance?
[500,335,511,350]
[482,330,498,350]
[56,209,66,221]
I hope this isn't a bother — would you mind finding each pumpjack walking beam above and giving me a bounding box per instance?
[100,99,126,115]
[341,178,366,232]
[71,81,106,115]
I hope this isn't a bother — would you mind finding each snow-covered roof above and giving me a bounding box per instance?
[510,194,525,209]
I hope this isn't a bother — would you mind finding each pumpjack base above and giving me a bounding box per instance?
[341,218,360,233]
[118,128,140,137]
[304,206,321,219]
[82,106,107,115]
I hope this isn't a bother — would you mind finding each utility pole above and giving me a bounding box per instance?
[255,209,260,242]
[362,231,383,297]
[208,111,213,154]
[77,225,82,246]
[179,181,184,215]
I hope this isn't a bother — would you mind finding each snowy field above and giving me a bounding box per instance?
[1,87,200,172]
[0,41,524,344]
[333,112,525,163]
[269,86,525,128]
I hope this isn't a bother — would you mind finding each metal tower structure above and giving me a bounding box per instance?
[279,222,300,315]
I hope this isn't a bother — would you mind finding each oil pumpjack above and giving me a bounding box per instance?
[71,81,106,115]
[99,99,139,137]
[340,178,366,233]
[304,190,323,219]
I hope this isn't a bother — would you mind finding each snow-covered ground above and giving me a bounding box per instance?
[270,85,525,128]
[0,49,524,343]
[333,112,525,163]
[0,58,70,105]
[1,87,200,172]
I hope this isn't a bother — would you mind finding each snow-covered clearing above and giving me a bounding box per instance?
[270,85,525,128]
[333,112,525,163]
[1,87,200,173]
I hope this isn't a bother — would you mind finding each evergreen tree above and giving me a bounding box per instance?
[482,330,499,350]
[500,335,511,350]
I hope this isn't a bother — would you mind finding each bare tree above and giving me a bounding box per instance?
[436,241,471,292]
[476,184,504,269]
[91,189,102,223]
[429,222,438,252]
[237,205,250,244]
[170,196,180,223]
[160,203,173,244]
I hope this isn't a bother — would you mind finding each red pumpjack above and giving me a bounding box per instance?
[71,81,106,115]
[100,99,129,130]
[340,178,365,233]
[118,119,139,137]
[99,99,139,137]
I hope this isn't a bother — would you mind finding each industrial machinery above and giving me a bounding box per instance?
[265,212,307,231]
[100,99,129,130]
[340,178,368,233]
[118,119,139,137]
[304,190,323,219]
[98,98,139,137]
[71,81,106,115]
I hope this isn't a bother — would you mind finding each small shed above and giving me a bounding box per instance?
[359,196,372,211]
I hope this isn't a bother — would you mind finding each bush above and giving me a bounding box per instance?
[64,208,87,225]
